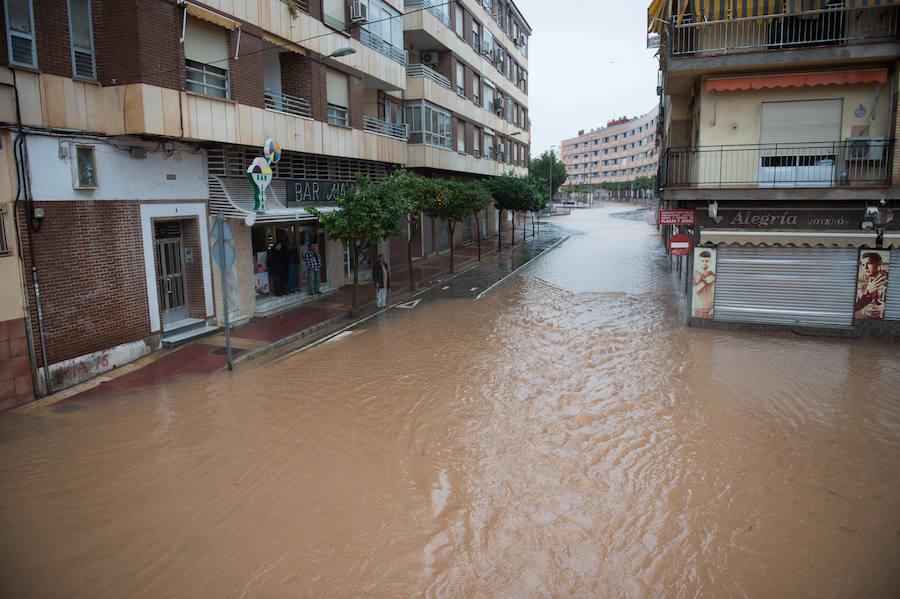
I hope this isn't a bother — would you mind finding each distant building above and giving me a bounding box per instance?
[560,105,660,194]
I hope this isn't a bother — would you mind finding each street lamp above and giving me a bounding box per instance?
[325,47,356,58]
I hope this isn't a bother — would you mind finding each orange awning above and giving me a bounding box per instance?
[707,69,888,92]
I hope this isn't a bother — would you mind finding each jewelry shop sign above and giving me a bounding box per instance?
[659,209,696,225]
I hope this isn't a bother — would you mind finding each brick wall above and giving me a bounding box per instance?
[0,318,34,410]
[282,53,328,121]
[17,201,151,367]
[464,66,473,99]
[465,121,475,154]
[436,51,452,82]
[349,74,362,129]
[229,26,265,109]
[93,0,145,86]
[34,0,73,78]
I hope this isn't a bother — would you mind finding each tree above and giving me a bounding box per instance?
[428,180,471,273]
[528,150,567,204]
[464,181,492,261]
[484,173,527,250]
[522,175,546,238]
[306,175,409,315]
[388,171,448,291]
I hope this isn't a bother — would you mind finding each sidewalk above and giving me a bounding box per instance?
[33,225,562,406]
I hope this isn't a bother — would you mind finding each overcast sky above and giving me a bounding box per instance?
[515,0,660,158]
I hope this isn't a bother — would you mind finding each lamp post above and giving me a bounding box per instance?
[325,47,356,59]
[548,144,557,227]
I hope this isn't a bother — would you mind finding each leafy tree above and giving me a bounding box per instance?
[306,174,409,314]
[427,180,473,273]
[464,181,493,261]
[528,150,568,203]
[387,171,446,291]
[522,175,546,238]
[484,172,527,250]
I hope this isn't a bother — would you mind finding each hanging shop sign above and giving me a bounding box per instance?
[668,233,693,256]
[247,138,281,212]
[659,209,696,225]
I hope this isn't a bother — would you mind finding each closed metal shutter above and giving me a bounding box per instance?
[184,17,229,66]
[714,246,857,327]
[886,248,900,321]
[760,100,843,144]
[461,216,472,245]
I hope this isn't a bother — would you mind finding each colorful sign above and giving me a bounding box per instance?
[854,249,890,320]
[668,233,692,256]
[691,247,717,319]
[247,139,281,212]
[659,209,696,225]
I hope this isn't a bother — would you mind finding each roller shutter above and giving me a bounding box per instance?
[714,246,857,327]
[326,69,349,108]
[184,17,229,67]
[760,100,843,145]
[886,248,900,321]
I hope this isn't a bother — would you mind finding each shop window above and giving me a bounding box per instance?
[4,0,36,68]
[68,0,96,79]
[184,16,230,99]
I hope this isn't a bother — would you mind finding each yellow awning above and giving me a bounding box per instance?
[184,1,239,31]
[648,0,690,33]
[700,230,878,247]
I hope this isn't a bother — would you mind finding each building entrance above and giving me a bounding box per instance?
[154,221,189,327]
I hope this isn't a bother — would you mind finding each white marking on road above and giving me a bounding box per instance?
[323,331,355,344]
[442,286,450,290]
[395,299,421,309]
[469,287,478,291]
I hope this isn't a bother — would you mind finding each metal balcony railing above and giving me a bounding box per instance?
[363,115,408,141]
[264,89,312,119]
[406,63,451,89]
[359,28,408,65]
[282,0,308,14]
[671,5,898,56]
[405,0,450,27]
[661,140,895,189]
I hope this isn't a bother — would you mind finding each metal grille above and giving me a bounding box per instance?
[207,146,396,183]
[154,221,182,239]
[73,49,95,79]
[714,246,858,328]
[0,208,9,256]
[887,248,900,321]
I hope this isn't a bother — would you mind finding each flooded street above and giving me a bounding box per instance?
[2,207,899,598]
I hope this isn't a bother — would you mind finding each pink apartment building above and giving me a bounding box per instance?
[561,105,660,193]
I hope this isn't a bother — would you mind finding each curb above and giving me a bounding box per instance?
[475,235,569,299]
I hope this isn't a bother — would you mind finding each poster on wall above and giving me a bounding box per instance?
[691,247,717,319]
[855,250,890,320]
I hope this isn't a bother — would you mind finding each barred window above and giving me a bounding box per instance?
[0,207,10,256]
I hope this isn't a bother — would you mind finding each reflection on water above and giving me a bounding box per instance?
[1,208,899,598]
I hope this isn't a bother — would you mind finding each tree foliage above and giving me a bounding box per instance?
[306,174,409,314]
[528,150,568,202]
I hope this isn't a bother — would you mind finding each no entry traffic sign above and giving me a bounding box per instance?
[668,233,692,256]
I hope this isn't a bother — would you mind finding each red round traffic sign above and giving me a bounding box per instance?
[668,233,692,256]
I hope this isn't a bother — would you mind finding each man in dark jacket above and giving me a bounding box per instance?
[268,241,288,296]
[373,253,390,308]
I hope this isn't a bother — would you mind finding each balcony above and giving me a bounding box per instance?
[669,5,898,57]
[406,63,451,89]
[264,89,312,119]
[661,140,895,190]
[359,28,407,65]
[404,0,450,27]
[363,115,408,141]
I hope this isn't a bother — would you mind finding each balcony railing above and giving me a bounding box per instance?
[405,0,450,27]
[264,89,311,119]
[282,0,308,14]
[661,140,895,189]
[406,63,452,89]
[363,115,408,141]
[359,28,407,65]
[671,5,898,56]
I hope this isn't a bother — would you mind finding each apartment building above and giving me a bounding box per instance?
[560,106,659,195]
[650,0,900,337]
[0,0,531,405]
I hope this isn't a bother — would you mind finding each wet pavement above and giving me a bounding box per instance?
[2,206,899,598]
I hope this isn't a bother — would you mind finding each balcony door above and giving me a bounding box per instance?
[758,99,842,187]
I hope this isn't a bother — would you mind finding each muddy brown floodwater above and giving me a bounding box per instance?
[2,208,899,598]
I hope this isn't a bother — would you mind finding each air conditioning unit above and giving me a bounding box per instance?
[350,1,367,22]
[421,51,439,66]
[494,97,503,109]
[844,136,885,161]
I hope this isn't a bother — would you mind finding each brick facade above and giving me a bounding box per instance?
[17,201,152,367]
[229,25,265,109]
[0,318,34,410]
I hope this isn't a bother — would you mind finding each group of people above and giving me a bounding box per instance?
[266,238,322,297]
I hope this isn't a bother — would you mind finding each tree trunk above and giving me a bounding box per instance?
[531,211,535,237]
[448,221,456,273]
[510,211,516,246]
[407,217,417,291]
[498,210,502,252]
[474,214,481,261]
[351,243,360,315]
[522,211,526,243]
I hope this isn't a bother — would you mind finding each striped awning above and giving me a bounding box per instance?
[648,0,690,33]
[700,229,878,246]
[707,68,888,91]
[884,232,900,248]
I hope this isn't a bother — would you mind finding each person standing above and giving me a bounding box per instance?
[285,237,300,293]
[268,240,287,296]
[373,253,390,308]
[304,242,322,295]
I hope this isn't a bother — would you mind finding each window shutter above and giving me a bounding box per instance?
[5,0,37,68]
[323,0,346,28]
[760,100,843,144]
[69,0,96,79]
[456,62,464,89]
[455,5,464,36]
[184,16,229,68]
[326,70,349,108]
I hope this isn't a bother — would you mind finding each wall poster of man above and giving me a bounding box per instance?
[854,250,890,320]
[691,247,717,319]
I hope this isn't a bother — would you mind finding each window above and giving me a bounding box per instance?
[454,4,464,37]
[405,101,451,149]
[184,17,230,98]
[323,0,346,30]
[326,69,349,126]
[5,0,37,68]
[472,23,480,52]
[73,145,97,188]
[457,120,465,152]
[474,128,481,157]
[0,207,10,256]
[456,62,465,96]
[473,76,480,105]
[68,0,95,79]
[360,0,403,62]
[485,133,494,159]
